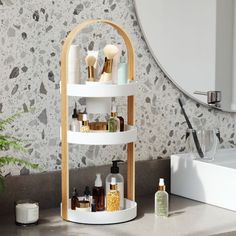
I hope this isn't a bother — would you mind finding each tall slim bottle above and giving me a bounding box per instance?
[92,173,105,211]
[155,178,168,217]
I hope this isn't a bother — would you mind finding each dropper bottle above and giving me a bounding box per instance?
[80,114,90,132]
[108,105,120,132]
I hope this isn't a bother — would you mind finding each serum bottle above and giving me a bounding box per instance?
[108,105,120,132]
[107,177,120,212]
[80,114,90,133]
[155,178,168,217]
[92,173,105,211]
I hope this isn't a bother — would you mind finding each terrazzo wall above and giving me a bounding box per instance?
[1,0,236,176]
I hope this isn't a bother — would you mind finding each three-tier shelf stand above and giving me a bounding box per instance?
[60,19,137,224]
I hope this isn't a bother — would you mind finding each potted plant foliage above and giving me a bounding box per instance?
[0,112,39,192]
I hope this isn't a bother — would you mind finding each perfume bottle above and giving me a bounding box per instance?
[107,177,120,212]
[71,187,78,210]
[92,173,105,211]
[155,178,168,217]
[108,105,120,132]
[80,114,90,132]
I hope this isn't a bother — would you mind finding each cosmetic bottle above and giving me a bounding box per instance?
[83,186,92,204]
[77,109,83,129]
[80,114,90,133]
[70,103,79,132]
[117,116,124,132]
[91,199,96,212]
[112,45,121,84]
[106,160,124,209]
[108,105,120,132]
[117,56,128,85]
[155,178,168,217]
[107,177,120,212]
[68,44,80,84]
[92,173,105,211]
[71,187,78,210]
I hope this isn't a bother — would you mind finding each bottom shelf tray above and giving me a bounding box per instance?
[61,198,137,224]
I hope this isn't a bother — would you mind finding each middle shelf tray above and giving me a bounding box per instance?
[67,125,137,145]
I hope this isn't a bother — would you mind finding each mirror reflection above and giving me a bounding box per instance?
[135,0,236,112]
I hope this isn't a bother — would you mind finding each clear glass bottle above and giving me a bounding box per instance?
[107,177,120,212]
[105,160,124,209]
[80,114,90,132]
[155,178,168,217]
[108,105,120,132]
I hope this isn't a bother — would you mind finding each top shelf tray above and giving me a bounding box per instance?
[67,82,137,97]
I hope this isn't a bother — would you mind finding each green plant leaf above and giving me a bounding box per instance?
[0,156,39,170]
[0,112,23,131]
[0,135,26,152]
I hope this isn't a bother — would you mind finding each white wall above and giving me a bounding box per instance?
[215,0,234,111]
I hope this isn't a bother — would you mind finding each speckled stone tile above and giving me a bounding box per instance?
[0,0,236,176]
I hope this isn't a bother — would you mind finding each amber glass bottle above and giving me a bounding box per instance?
[71,188,78,210]
[92,174,105,211]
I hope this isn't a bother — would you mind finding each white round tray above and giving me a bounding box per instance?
[67,82,137,97]
[61,198,137,224]
[67,125,137,145]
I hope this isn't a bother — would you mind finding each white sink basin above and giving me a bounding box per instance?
[171,148,236,211]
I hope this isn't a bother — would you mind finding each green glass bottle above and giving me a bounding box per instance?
[108,105,120,132]
[155,178,168,217]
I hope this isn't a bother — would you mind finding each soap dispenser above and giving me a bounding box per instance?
[155,178,168,217]
[106,160,124,209]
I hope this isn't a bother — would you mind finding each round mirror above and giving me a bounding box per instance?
[135,0,236,112]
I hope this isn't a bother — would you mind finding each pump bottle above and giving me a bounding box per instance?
[105,160,124,209]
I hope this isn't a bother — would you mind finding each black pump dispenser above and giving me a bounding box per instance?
[111,160,124,174]
[72,102,77,119]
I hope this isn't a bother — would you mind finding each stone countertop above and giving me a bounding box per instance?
[1,195,236,236]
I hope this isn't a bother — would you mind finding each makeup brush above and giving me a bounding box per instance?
[85,55,96,82]
[103,44,119,60]
[100,45,119,82]
[178,98,204,158]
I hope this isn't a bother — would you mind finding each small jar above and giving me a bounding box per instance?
[15,200,39,226]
